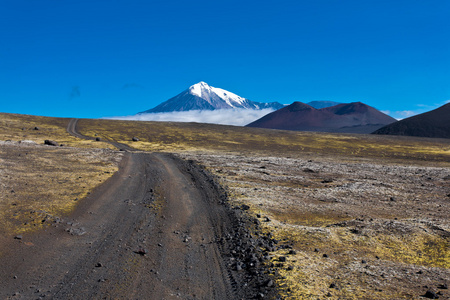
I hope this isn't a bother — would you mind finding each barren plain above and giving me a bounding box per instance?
[0,113,449,299]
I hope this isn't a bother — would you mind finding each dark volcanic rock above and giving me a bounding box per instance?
[423,290,439,299]
[44,140,59,146]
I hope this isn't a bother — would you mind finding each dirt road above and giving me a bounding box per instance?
[0,120,275,299]
[67,118,136,151]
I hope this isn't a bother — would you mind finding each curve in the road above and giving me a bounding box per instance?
[67,118,137,152]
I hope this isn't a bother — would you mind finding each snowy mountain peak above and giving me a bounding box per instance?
[140,82,284,113]
[189,81,211,97]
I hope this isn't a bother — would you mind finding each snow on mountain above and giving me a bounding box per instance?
[140,82,283,113]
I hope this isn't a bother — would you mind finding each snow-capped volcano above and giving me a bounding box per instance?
[140,82,283,113]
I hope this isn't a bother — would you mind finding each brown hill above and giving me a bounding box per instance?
[373,103,450,138]
[247,101,396,134]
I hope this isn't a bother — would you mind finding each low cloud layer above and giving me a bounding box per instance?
[107,108,275,126]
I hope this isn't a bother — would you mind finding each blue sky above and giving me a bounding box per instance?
[1,0,449,119]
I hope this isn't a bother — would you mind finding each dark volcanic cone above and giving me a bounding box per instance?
[247,101,396,134]
[373,103,450,138]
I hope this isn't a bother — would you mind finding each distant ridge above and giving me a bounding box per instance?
[247,101,396,134]
[140,82,284,113]
[373,103,450,138]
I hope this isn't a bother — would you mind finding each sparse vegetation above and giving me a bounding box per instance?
[179,152,449,299]
[77,118,450,164]
[0,141,121,237]
[0,112,448,299]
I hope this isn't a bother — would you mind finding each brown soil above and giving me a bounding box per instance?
[0,121,277,299]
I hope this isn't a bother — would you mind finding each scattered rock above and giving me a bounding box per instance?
[423,290,439,299]
[134,248,148,256]
[44,140,58,146]
[265,279,274,287]
[14,235,22,240]
[241,204,250,211]
[132,137,140,142]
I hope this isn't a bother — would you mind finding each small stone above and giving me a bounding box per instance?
[361,260,367,264]
[241,204,250,210]
[390,197,396,201]
[288,250,296,255]
[95,262,103,268]
[34,126,40,130]
[314,248,319,252]
[323,254,329,258]
[13,275,17,279]
[265,279,274,287]
[134,248,148,256]
[437,284,448,289]
[132,137,139,142]
[417,270,423,274]
[329,283,337,289]
[423,290,439,299]
[14,235,22,240]
[44,140,59,146]
[279,256,286,262]
[95,137,101,141]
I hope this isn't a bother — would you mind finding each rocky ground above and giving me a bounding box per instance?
[0,143,280,299]
[179,152,450,299]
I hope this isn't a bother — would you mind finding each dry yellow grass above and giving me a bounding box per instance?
[0,113,115,149]
[76,118,450,166]
[0,142,122,236]
[181,152,449,300]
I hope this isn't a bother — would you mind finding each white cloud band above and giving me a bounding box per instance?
[106,108,275,126]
